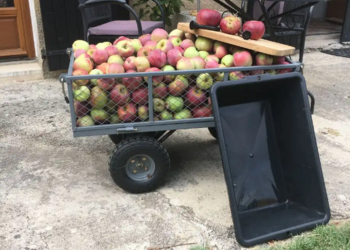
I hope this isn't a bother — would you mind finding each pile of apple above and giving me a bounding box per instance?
[71,28,291,127]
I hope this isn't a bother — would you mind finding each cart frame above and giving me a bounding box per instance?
[60,49,303,138]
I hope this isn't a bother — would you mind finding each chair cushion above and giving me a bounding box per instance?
[88,20,163,36]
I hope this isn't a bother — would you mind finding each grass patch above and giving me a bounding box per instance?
[268,221,350,250]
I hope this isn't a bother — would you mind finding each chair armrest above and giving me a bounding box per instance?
[151,0,165,27]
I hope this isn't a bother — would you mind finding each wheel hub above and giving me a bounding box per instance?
[125,154,155,181]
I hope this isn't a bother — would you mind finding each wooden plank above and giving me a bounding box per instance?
[177,23,295,57]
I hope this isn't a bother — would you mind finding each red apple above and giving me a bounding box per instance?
[205,60,219,69]
[139,34,152,46]
[186,87,207,107]
[137,46,153,57]
[74,49,87,59]
[148,49,167,68]
[233,51,253,67]
[180,39,195,50]
[279,61,292,74]
[117,103,137,122]
[255,53,273,66]
[174,46,184,55]
[273,56,286,64]
[144,40,157,50]
[92,49,109,65]
[242,21,265,40]
[74,100,90,117]
[116,40,135,58]
[122,69,143,90]
[156,39,174,53]
[205,55,219,63]
[105,45,118,57]
[220,16,241,35]
[123,56,136,71]
[153,83,168,99]
[168,75,189,96]
[167,49,183,67]
[215,45,228,59]
[196,9,221,26]
[135,57,151,72]
[176,57,195,71]
[192,57,206,70]
[110,84,130,105]
[107,63,125,74]
[72,69,89,86]
[132,87,148,105]
[97,78,115,91]
[144,67,163,86]
[193,106,212,118]
[151,28,168,42]
[95,63,109,74]
[113,36,131,46]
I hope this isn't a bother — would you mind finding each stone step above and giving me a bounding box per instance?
[0,60,43,82]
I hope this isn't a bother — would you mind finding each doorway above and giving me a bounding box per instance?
[0,0,35,59]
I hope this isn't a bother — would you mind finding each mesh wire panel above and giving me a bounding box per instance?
[71,64,293,128]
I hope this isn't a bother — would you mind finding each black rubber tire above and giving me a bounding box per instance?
[109,131,167,145]
[208,127,218,140]
[109,136,170,193]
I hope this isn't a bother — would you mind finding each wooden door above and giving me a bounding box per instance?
[326,0,347,24]
[0,0,35,58]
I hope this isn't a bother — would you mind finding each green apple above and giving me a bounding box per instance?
[195,36,213,52]
[174,109,192,120]
[160,110,173,120]
[153,98,166,113]
[221,54,234,67]
[89,69,103,86]
[162,65,176,83]
[105,100,118,114]
[184,47,199,58]
[131,39,142,53]
[89,86,108,109]
[266,69,277,75]
[74,86,90,102]
[91,108,109,123]
[215,64,227,82]
[165,96,184,112]
[76,115,94,127]
[198,51,209,59]
[196,73,214,90]
[110,114,120,124]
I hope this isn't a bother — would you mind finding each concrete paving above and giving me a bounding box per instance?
[1,51,350,250]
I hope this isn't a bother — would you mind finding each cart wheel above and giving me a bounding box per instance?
[208,127,218,140]
[109,136,170,193]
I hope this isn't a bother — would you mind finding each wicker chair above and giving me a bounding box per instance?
[78,0,165,42]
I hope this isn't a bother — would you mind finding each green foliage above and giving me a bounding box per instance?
[267,222,350,250]
[133,0,194,27]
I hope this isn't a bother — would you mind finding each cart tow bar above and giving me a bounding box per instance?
[59,74,69,104]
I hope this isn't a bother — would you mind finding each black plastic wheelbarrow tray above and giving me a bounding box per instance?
[210,72,330,247]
